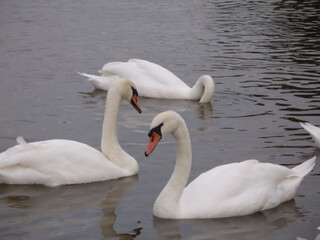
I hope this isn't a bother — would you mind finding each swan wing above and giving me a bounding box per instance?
[0,139,128,186]
[181,159,314,218]
[128,59,188,86]
[101,59,185,85]
[100,59,191,98]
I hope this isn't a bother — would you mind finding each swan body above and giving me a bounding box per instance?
[78,59,214,103]
[0,79,142,186]
[145,111,316,219]
[300,122,320,148]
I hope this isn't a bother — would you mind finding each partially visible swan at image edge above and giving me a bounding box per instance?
[0,79,142,187]
[78,59,214,103]
[144,111,316,219]
[300,122,320,148]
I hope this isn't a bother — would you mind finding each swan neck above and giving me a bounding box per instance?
[101,89,121,151]
[173,126,192,196]
[190,75,214,103]
[100,88,138,175]
[155,122,192,216]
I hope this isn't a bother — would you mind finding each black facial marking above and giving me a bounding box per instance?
[148,123,164,138]
[131,87,138,97]
[130,86,141,113]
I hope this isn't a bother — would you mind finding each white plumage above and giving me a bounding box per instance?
[145,111,316,219]
[78,59,214,103]
[300,122,320,148]
[0,79,141,186]
[0,139,127,186]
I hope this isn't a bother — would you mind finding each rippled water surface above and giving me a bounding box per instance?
[0,0,319,239]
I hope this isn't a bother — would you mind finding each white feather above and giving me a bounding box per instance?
[0,79,139,186]
[148,111,316,219]
[300,122,320,148]
[78,59,214,103]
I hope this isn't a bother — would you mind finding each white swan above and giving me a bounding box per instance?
[0,79,142,187]
[300,122,320,148]
[78,59,214,103]
[145,111,316,219]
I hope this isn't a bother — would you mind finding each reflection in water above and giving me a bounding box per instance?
[79,89,107,107]
[193,102,214,121]
[0,177,140,239]
[99,177,142,239]
[0,0,319,239]
[153,200,302,240]
[80,90,214,120]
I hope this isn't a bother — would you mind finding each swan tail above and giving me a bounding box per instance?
[77,72,101,81]
[300,122,318,134]
[291,156,316,178]
[77,72,112,91]
[0,153,21,168]
[300,122,320,147]
[16,136,27,145]
[0,138,32,168]
[269,156,317,206]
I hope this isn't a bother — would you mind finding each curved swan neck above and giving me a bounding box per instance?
[101,88,121,149]
[190,75,214,103]
[154,119,192,217]
[101,88,138,174]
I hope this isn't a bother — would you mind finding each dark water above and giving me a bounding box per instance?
[0,0,319,239]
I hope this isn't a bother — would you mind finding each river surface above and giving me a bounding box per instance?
[0,0,319,239]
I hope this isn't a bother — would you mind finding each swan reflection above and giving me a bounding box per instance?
[80,90,214,127]
[153,200,302,240]
[0,177,140,239]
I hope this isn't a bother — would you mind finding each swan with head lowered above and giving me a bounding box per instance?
[0,78,142,187]
[78,59,214,103]
[145,111,316,219]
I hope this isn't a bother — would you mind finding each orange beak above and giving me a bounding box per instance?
[131,94,142,113]
[145,132,162,156]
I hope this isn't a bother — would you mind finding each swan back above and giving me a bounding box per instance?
[102,59,191,98]
[102,59,188,86]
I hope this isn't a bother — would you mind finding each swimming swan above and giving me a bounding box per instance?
[0,79,142,187]
[145,111,316,219]
[300,122,320,148]
[78,59,214,103]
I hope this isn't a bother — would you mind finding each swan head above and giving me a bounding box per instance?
[111,78,142,113]
[145,111,183,156]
